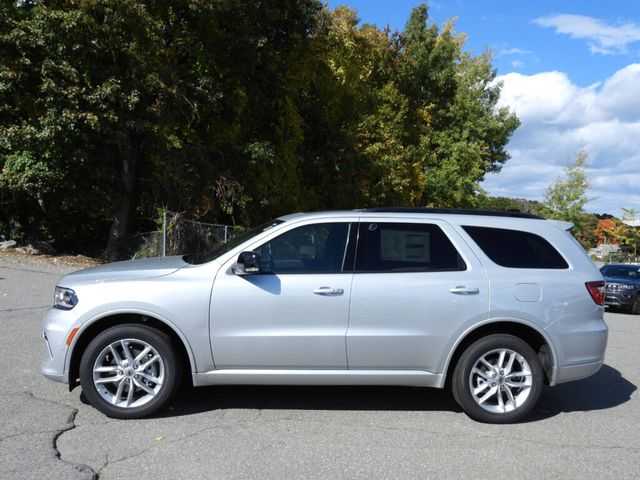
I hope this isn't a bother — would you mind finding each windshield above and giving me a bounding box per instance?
[600,265,640,278]
[184,219,284,265]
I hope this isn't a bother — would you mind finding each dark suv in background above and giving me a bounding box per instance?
[600,263,640,314]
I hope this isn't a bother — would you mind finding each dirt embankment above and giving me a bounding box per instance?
[0,249,104,270]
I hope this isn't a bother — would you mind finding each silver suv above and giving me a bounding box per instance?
[42,208,608,423]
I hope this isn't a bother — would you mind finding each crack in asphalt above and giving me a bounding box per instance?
[0,265,66,276]
[461,423,640,453]
[1,391,100,480]
[86,410,262,475]
[1,429,68,442]
[0,305,50,313]
[96,451,110,477]
[53,408,100,480]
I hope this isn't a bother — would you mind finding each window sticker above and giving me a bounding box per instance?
[380,230,430,262]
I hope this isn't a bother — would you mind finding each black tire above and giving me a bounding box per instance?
[452,334,544,424]
[631,295,640,315]
[79,323,182,419]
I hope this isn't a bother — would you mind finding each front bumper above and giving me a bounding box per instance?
[41,362,67,383]
[40,307,76,384]
[603,291,635,308]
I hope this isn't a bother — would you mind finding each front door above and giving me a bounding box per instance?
[210,220,356,369]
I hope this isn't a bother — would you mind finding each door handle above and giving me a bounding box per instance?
[449,285,479,295]
[313,287,344,296]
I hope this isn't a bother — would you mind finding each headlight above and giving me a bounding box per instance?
[54,287,78,310]
[623,284,636,290]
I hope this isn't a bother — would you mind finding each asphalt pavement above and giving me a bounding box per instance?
[0,252,638,479]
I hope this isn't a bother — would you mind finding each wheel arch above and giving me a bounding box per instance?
[443,320,557,388]
[67,311,195,391]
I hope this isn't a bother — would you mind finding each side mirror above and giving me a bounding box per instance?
[234,251,261,275]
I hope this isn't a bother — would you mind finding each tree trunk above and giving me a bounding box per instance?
[104,143,137,261]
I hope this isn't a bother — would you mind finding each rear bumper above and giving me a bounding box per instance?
[555,359,604,384]
[546,315,608,386]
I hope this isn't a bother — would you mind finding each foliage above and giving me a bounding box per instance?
[618,208,639,257]
[594,218,619,245]
[1,0,176,255]
[543,149,590,220]
[542,149,596,247]
[0,1,519,258]
[476,196,548,215]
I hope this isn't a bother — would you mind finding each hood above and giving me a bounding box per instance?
[61,256,188,286]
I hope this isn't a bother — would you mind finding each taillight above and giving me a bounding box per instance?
[586,281,605,305]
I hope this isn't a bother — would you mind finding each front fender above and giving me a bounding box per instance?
[64,305,206,385]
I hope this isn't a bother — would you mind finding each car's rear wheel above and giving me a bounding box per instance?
[79,324,181,419]
[452,334,544,423]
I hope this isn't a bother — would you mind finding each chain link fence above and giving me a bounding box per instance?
[133,211,236,259]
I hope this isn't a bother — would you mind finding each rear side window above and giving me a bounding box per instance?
[356,222,466,272]
[463,226,568,269]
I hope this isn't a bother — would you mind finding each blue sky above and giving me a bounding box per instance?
[332,0,640,216]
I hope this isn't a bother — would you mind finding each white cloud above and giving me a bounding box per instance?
[497,47,535,70]
[496,71,580,123]
[596,64,640,120]
[533,14,640,55]
[498,47,532,57]
[484,64,640,214]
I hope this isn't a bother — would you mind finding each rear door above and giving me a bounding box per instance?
[346,218,489,373]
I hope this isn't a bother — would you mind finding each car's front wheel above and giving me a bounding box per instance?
[79,324,181,419]
[452,334,544,423]
[631,294,640,315]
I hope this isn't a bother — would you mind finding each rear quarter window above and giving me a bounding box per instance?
[462,225,569,269]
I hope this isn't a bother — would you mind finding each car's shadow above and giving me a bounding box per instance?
[145,363,635,422]
[163,383,461,417]
[529,364,636,421]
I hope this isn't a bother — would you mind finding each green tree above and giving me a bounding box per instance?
[311,4,520,209]
[1,1,520,258]
[320,7,422,207]
[1,1,187,257]
[476,196,548,215]
[543,149,595,247]
[1,0,326,256]
[619,207,639,257]
[544,149,590,217]
[395,6,519,207]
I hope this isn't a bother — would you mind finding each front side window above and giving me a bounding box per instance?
[186,219,284,264]
[355,222,466,273]
[462,226,569,269]
[254,223,352,274]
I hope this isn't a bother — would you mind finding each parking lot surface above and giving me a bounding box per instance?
[1,253,638,479]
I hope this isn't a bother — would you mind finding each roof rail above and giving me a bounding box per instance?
[359,207,544,220]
